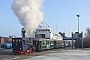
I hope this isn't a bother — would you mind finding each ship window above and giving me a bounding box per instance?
[38,30,40,31]
[46,29,47,31]
[48,29,50,31]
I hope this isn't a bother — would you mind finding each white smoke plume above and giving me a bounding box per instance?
[11,0,44,36]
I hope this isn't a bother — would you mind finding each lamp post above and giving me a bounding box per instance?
[76,14,80,34]
[76,14,80,48]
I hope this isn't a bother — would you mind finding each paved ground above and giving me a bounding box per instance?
[0,48,62,60]
[0,48,90,60]
[24,49,90,60]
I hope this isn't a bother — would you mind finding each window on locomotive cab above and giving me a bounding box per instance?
[50,41,53,45]
[22,40,25,43]
[48,41,49,45]
[42,41,46,45]
[16,40,18,43]
[19,39,21,42]
[46,41,49,45]
[13,39,15,42]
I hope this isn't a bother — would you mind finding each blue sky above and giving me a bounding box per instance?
[0,0,90,37]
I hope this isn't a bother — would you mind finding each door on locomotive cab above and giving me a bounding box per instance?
[38,41,41,51]
[54,41,57,49]
[50,41,54,48]
[33,40,37,46]
[33,40,41,52]
[46,41,50,49]
[12,38,22,50]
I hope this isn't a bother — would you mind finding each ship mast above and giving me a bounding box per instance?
[56,23,58,34]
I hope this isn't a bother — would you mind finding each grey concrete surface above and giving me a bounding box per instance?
[0,49,90,60]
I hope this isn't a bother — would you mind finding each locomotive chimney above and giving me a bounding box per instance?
[21,27,26,38]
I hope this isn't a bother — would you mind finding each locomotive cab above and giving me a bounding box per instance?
[12,38,32,54]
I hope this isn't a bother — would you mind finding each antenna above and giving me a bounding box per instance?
[64,30,65,33]
[63,30,65,36]
[45,22,49,28]
[42,20,44,28]
[56,23,58,34]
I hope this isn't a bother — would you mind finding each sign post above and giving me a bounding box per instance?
[82,32,84,49]
[72,32,74,49]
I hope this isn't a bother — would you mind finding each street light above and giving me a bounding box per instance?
[76,14,80,48]
[76,14,80,33]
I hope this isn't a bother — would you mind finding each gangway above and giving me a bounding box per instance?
[59,32,84,49]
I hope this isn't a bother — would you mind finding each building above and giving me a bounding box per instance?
[0,37,4,44]
[0,36,12,44]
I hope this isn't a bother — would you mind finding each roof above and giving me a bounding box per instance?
[63,37,77,40]
[59,32,66,38]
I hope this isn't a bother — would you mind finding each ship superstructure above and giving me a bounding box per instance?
[29,22,63,40]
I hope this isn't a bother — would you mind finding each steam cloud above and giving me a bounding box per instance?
[11,0,44,36]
